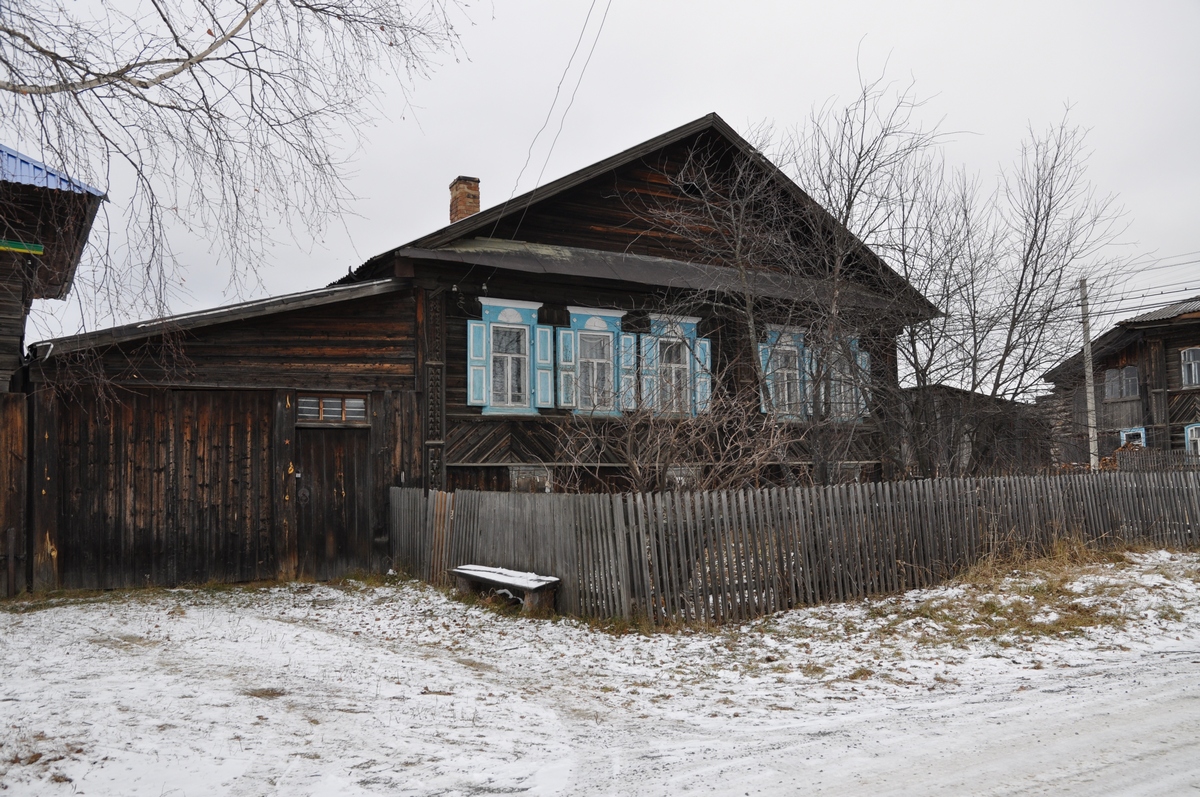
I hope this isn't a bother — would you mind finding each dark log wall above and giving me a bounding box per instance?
[24,289,426,590]
[432,266,895,482]
[38,290,420,391]
[0,253,30,390]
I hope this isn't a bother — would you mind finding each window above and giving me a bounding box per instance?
[1186,424,1200,455]
[640,314,712,416]
[490,326,528,407]
[467,298,553,415]
[817,337,870,421]
[1104,365,1138,399]
[1120,427,1146,448]
[578,332,614,411]
[659,339,690,414]
[556,307,630,414]
[758,327,807,418]
[296,394,368,425]
[1182,349,1200,388]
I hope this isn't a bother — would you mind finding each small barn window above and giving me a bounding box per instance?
[297,394,368,425]
[1119,427,1146,448]
[1182,348,1200,388]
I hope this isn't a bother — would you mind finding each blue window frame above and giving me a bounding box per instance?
[640,314,712,416]
[758,326,808,419]
[467,298,553,415]
[1120,427,1147,448]
[1186,424,1200,455]
[556,307,629,415]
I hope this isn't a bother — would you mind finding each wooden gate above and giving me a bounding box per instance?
[295,428,372,580]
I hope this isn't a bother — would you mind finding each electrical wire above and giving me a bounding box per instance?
[509,0,614,240]
[484,0,601,241]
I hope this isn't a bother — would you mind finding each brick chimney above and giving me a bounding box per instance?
[449,176,480,223]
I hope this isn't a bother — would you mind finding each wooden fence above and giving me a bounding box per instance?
[1116,448,1200,472]
[389,471,1200,625]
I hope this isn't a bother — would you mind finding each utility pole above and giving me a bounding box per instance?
[1080,278,1099,469]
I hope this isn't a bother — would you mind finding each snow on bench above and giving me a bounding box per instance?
[450,565,560,613]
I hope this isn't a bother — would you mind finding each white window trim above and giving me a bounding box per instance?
[577,330,616,412]
[489,323,531,409]
[767,343,804,417]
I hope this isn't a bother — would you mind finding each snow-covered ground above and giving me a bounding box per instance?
[2,550,1199,796]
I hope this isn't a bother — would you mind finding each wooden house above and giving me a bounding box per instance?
[1,145,103,596]
[1042,296,1200,463]
[13,114,936,591]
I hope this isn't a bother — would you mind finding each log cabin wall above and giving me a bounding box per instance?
[427,263,897,487]
[25,287,424,590]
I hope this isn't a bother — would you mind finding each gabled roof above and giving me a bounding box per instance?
[0,143,105,197]
[1041,295,1200,384]
[351,113,937,319]
[31,278,401,359]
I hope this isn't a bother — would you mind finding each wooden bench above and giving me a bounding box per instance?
[450,565,560,614]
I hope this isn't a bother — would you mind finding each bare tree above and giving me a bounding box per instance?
[2,0,463,332]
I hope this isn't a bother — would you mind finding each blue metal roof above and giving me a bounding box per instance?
[0,143,105,197]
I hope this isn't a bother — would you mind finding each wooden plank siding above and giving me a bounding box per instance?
[32,290,420,391]
[0,393,26,595]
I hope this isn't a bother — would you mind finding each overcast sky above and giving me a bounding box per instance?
[31,0,1200,337]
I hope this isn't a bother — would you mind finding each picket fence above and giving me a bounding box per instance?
[389,471,1200,625]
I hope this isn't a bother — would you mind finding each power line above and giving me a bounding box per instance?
[510,0,614,239]
[485,0,602,240]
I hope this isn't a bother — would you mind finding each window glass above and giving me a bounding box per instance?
[659,339,689,413]
[1104,366,1138,399]
[297,396,320,420]
[578,332,614,410]
[344,398,367,421]
[1183,349,1200,387]
[491,326,528,407]
[296,394,368,424]
[321,397,342,420]
[776,347,801,413]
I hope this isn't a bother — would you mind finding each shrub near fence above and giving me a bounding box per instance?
[389,471,1200,626]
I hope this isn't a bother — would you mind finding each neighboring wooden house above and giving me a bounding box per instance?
[1042,296,1200,463]
[901,385,1051,477]
[15,114,936,591]
[1,144,104,390]
[1,145,103,596]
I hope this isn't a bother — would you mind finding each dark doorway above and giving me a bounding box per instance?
[295,428,372,580]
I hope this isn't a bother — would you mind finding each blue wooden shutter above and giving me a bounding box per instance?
[557,327,576,408]
[640,334,658,411]
[535,325,555,408]
[694,337,712,414]
[466,320,488,406]
[619,333,638,411]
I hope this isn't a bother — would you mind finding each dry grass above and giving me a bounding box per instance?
[867,541,1150,646]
